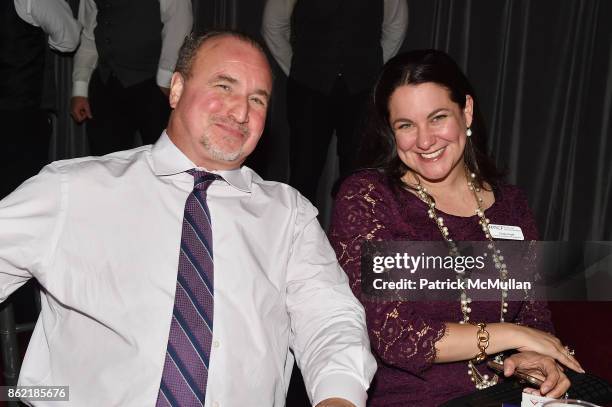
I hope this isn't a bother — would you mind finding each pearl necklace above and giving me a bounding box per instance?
[412,171,507,389]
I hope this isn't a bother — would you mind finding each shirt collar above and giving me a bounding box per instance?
[151,131,252,193]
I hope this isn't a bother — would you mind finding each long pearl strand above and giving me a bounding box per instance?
[413,170,507,389]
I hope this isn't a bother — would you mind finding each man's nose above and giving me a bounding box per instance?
[227,96,249,124]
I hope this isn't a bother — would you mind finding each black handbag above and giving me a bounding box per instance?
[440,371,612,407]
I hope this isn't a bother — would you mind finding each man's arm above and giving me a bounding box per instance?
[158,0,193,92]
[0,165,64,302]
[315,398,357,407]
[503,351,571,398]
[381,0,408,62]
[71,0,97,99]
[14,0,82,52]
[70,0,97,122]
[286,197,377,407]
[261,0,296,76]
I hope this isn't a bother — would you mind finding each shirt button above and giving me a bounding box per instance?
[213,340,220,348]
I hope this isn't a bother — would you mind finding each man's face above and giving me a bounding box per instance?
[167,36,272,170]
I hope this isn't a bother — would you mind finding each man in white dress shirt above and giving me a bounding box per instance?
[0,30,376,406]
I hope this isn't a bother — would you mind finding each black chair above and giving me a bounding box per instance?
[0,275,41,407]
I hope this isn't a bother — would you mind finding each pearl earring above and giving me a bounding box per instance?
[466,128,472,137]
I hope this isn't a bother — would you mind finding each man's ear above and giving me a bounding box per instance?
[169,72,185,108]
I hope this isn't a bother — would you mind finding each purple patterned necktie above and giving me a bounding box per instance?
[156,170,219,407]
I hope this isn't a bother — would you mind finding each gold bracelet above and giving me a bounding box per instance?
[467,322,498,389]
[472,322,490,363]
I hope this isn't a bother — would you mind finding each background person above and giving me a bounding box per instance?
[70,0,192,155]
[329,49,583,406]
[261,0,408,206]
[1,0,81,199]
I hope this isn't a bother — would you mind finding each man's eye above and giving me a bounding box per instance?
[249,97,265,106]
[216,84,231,91]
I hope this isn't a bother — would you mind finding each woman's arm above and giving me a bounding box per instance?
[434,322,583,373]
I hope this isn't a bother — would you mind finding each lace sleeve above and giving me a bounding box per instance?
[515,300,554,333]
[329,172,447,374]
[508,187,555,334]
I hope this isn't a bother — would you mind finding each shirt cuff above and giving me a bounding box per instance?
[156,68,173,89]
[72,81,89,98]
[312,373,367,407]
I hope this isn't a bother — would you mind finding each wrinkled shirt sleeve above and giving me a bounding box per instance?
[158,0,193,88]
[382,0,408,62]
[14,0,82,52]
[286,194,377,407]
[0,164,65,302]
[71,0,98,97]
[261,0,295,76]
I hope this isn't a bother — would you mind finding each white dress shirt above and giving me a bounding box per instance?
[13,0,81,52]
[71,0,192,97]
[0,132,376,407]
[261,0,409,76]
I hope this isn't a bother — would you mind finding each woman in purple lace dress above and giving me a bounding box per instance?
[329,50,583,406]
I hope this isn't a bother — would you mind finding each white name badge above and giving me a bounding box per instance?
[488,224,524,240]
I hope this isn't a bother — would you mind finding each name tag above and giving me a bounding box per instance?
[488,224,524,240]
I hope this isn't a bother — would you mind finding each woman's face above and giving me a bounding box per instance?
[388,82,473,183]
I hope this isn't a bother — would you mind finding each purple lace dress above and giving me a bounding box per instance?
[329,170,553,406]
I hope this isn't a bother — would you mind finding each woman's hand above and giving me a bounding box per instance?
[503,351,571,398]
[511,325,584,373]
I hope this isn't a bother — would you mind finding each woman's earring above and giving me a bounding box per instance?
[466,128,472,137]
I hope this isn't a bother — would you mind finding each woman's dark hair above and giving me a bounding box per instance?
[357,49,503,190]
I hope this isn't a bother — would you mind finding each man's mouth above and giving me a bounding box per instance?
[215,123,245,138]
[212,118,249,139]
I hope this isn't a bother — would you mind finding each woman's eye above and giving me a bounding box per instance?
[432,114,447,122]
[397,122,413,130]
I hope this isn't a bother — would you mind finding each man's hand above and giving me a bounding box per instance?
[315,398,356,407]
[504,351,571,398]
[70,96,92,123]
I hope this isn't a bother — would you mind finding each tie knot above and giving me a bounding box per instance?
[187,169,221,191]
